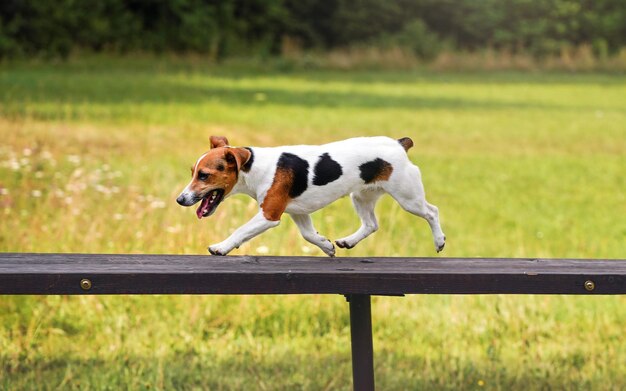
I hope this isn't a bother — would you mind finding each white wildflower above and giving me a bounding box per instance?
[9,160,20,171]
[67,155,81,165]
[31,189,42,198]
[22,148,32,156]
[95,184,110,194]
[256,245,269,254]
[150,199,166,209]
[166,225,181,234]
[71,168,84,178]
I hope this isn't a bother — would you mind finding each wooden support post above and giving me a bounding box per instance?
[347,294,375,391]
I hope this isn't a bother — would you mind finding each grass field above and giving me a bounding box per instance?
[0,57,625,390]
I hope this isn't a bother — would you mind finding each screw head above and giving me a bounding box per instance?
[80,278,92,291]
[584,280,595,292]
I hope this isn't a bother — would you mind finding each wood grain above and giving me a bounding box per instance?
[0,253,624,295]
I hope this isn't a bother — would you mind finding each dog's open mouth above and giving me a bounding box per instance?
[196,189,225,219]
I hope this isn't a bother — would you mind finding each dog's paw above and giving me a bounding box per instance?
[208,245,228,256]
[335,239,355,250]
[320,238,336,257]
[435,235,446,253]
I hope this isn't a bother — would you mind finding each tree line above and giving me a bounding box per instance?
[1,0,624,59]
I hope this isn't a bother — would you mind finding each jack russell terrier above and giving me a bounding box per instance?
[176,136,446,256]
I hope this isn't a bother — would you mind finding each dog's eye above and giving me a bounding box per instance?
[198,172,209,181]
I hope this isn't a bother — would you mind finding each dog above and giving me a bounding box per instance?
[176,136,446,256]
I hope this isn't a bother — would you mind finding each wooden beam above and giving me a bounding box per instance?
[0,253,625,295]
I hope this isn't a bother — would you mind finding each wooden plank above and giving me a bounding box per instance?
[0,253,625,295]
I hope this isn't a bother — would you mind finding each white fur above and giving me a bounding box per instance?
[193,152,209,174]
[205,136,445,256]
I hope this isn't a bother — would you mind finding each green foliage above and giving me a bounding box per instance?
[387,19,447,60]
[0,0,287,59]
[1,0,625,59]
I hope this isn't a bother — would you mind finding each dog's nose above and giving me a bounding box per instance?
[176,195,186,206]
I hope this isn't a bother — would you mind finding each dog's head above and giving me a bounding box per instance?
[176,136,251,219]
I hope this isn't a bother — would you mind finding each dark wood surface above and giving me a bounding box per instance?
[1,253,625,295]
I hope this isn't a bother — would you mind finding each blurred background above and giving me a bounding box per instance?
[0,1,625,390]
[1,0,626,69]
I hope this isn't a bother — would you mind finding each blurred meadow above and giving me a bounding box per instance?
[1,57,625,390]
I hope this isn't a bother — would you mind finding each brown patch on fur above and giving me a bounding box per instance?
[375,162,393,182]
[189,148,242,197]
[261,167,293,221]
[225,147,251,172]
[398,137,414,151]
[210,135,229,149]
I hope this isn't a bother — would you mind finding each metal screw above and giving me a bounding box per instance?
[584,280,595,292]
[80,278,92,291]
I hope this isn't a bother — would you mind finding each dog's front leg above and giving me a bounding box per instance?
[208,212,280,256]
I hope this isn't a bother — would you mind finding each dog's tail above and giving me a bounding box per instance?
[397,137,414,152]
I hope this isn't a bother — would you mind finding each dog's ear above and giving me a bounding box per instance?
[224,147,251,172]
[210,136,229,149]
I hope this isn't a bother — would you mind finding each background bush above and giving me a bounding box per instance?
[0,0,625,59]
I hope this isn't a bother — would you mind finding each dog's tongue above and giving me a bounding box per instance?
[196,197,210,219]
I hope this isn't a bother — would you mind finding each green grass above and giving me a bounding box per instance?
[0,57,625,390]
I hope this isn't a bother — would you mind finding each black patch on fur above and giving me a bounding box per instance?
[359,158,392,184]
[313,153,343,186]
[225,153,236,166]
[277,152,309,198]
[242,147,254,172]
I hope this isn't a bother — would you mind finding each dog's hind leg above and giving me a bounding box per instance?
[290,214,335,256]
[385,165,446,252]
[335,189,384,250]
